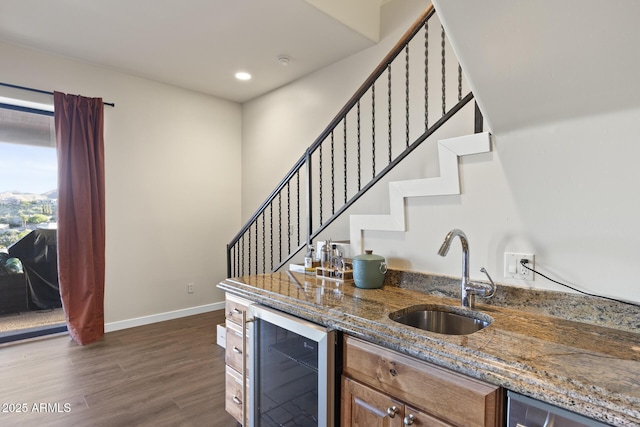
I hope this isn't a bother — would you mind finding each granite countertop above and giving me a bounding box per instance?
[218,270,640,427]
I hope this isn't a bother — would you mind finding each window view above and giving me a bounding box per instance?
[0,107,57,250]
[0,103,64,342]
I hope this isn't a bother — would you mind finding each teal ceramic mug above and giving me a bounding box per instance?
[352,250,387,289]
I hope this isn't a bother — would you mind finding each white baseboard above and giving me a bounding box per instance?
[104,302,225,333]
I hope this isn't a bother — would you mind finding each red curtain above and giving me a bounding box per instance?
[54,91,105,346]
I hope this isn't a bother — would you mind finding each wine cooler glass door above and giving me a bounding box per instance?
[249,305,335,427]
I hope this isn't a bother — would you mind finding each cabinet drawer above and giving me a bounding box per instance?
[225,320,247,372]
[226,295,251,325]
[343,336,503,427]
[225,365,245,423]
[342,377,454,427]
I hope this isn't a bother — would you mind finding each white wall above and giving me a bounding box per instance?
[241,0,640,304]
[0,41,242,324]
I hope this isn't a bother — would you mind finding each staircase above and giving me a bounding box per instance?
[227,5,481,277]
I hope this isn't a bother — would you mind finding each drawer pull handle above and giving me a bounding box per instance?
[232,396,242,405]
[233,308,242,314]
[404,414,416,425]
[387,406,399,418]
[232,346,242,354]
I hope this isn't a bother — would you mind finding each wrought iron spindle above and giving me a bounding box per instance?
[441,25,446,116]
[269,203,273,271]
[343,118,347,204]
[256,213,264,273]
[372,84,376,177]
[319,143,323,225]
[387,64,392,164]
[287,181,291,253]
[331,131,335,214]
[357,100,361,191]
[458,64,463,102]
[247,226,251,276]
[425,21,429,130]
[296,170,300,245]
[405,44,410,148]
[255,220,259,275]
[242,235,245,276]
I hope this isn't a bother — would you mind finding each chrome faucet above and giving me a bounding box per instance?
[437,229,496,309]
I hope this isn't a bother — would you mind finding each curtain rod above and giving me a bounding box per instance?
[0,82,115,107]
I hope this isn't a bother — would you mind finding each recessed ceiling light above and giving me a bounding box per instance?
[235,72,252,81]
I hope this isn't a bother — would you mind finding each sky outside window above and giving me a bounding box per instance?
[0,142,57,194]
[0,107,57,249]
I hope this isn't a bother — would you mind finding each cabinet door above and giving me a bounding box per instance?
[342,376,404,427]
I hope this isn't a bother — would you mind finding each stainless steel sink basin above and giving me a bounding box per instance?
[389,304,493,335]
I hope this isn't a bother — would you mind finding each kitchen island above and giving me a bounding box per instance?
[218,270,640,426]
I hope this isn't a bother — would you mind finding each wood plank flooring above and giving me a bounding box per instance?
[0,310,238,426]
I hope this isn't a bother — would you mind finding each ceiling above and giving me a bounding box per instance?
[432,0,640,134]
[0,0,386,103]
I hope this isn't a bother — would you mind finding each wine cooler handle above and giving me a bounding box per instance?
[241,309,247,427]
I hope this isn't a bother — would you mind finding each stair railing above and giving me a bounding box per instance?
[227,5,478,277]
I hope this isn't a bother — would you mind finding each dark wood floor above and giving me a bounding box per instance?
[0,310,238,427]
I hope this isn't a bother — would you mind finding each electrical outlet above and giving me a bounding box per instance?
[504,253,535,280]
[187,283,194,294]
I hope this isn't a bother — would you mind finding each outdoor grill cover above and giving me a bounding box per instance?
[8,229,61,310]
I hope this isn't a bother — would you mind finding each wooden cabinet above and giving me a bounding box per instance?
[224,294,252,425]
[342,336,504,427]
[342,377,454,427]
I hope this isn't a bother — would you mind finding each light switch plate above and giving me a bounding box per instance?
[504,253,535,280]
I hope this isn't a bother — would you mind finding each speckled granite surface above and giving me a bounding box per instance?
[218,270,640,427]
[386,270,640,333]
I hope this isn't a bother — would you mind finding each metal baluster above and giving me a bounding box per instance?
[269,203,273,271]
[405,44,410,148]
[372,84,376,177]
[387,64,392,164]
[255,220,259,275]
[425,21,429,131]
[357,100,361,191]
[305,149,312,247]
[261,213,265,273]
[296,170,300,245]
[319,143,323,225]
[287,181,291,254]
[330,131,335,215]
[278,193,282,265]
[458,63,462,102]
[441,25,446,116]
[246,228,250,276]
[343,118,347,204]
[231,245,235,277]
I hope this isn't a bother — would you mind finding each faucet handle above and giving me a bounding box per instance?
[466,267,497,299]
